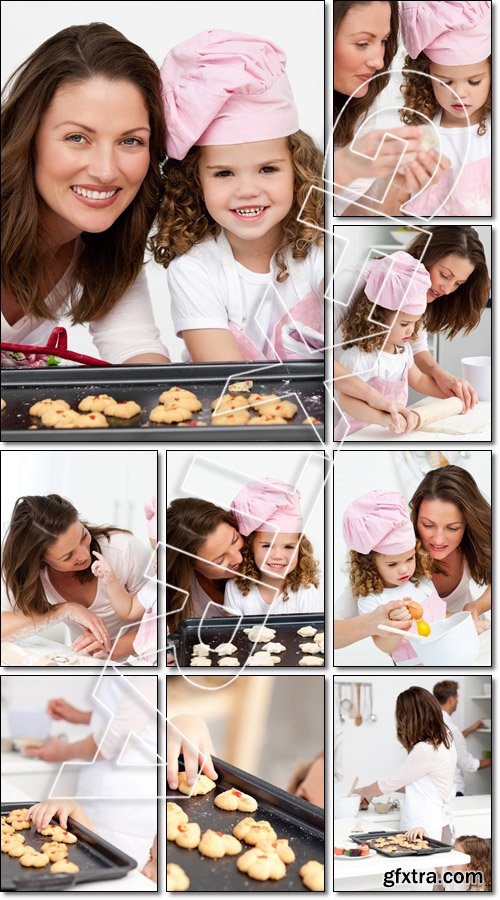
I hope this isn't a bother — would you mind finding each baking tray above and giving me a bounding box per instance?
[1,362,325,442]
[349,830,453,858]
[1,802,136,891]
[168,613,325,668]
[168,756,325,892]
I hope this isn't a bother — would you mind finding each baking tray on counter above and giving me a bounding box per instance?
[349,830,453,858]
[168,613,325,668]
[168,756,325,892]
[1,362,324,442]
[1,802,136,890]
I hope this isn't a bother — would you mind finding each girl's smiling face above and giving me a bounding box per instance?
[429,59,491,127]
[334,1,391,97]
[375,548,417,588]
[252,532,300,580]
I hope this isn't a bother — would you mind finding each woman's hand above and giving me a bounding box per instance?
[91,551,119,586]
[24,737,69,763]
[47,699,89,724]
[167,715,218,790]
[388,602,413,622]
[65,603,110,652]
[335,126,425,186]
[429,371,477,412]
[71,628,110,658]
[396,149,451,197]
[29,799,95,832]
[377,600,413,628]
[405,827,428,841]
[387,409,419,434]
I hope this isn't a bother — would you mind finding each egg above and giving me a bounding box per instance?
[406,601,423,620]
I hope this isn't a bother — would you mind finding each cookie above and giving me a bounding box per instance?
[29,399,70,417]
[192,643,211,657]
[299,642,321,654]
[215,642,237,656]
[177,421,207,427]
[218,657,240,666]
[297,626,317,637]
[211,410,250,426]
[6,810,30,820]
[233,818,277,845]
[77,412,109,428]
[244,625,276,643]
[20,850,49,867]
[102,400,141,419]
[78,394,115,412]
[167,863,190,892]
[256,838,296,864]
[236,847,286,881]
[173,822,201,850]
[303,416,322,425]
[167,802,189,841]
[40,409,81,428]
[160,387,199,402]
[214,788,258,813]
[40,825,77,844]
[249,394,278,408]
[50,860,80,873]
[149,404,192,424]
[300,860,324,891]
[1,398,5,411]
[1,824,15,835]
[248,415,288,425]
[40,842,68,861]
[210,394,248,412]
[6,843,29,858]
[198,829,242,858]
[189,656,212,666]
[299,656,324,666]
[256,400,297,419]
[1,834,26,851]
[9,818,31,831]
[229,381,253,393]
[160,388,202,412]
[177,772,216,796]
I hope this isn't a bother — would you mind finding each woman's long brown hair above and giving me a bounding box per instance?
[334,1,400,147]
[2,494,131,617]
[405,227,490,340]
[396,686,452,753]
[167,498,239,633]
[1,23,165,324]
[410,465,491,587]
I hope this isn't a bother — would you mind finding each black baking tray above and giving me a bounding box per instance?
[168,756,325,892]
[168,613,325,668]
[1,362,324,442]
[349,830,453,858]
[1,802,136,891]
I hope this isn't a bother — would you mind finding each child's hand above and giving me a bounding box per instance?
[91,551,118,586]
[28,800,95,832]
[167,715,217,790]
[404,827,427,841]
[388,410,419,434]
[397,149,451,196]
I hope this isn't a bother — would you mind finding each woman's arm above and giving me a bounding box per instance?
[407,365,450,399]
[122,352,170,364]
[71,625,140,660]
[464,586,491,616]
[338,392,408,432]
[182,328,244,363]
[334,127,424,189]
[335,360,416,433]
[1,603,110,649]
[372,633,403,654]
[413,351,477,411]
[341,150,451,217]
[334,601,412,649]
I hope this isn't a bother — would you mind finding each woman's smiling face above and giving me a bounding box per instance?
[417,499,466,560]
[426,253,475,303]
[194,523,243,579]
[43,521,92,572]
[334,1,391,97]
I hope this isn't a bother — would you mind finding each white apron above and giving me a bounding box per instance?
[400,771,456,842]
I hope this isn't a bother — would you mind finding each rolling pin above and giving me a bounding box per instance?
[408,397,464,429]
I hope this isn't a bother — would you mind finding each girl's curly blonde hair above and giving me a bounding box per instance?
[341,292,421,353]
[149,130,324,282]
[347,540,434,599]
[400,53,491,137]
[234,533,320,602]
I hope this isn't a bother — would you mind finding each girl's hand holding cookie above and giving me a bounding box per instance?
[167,715,218,791]
[28,800,95,832]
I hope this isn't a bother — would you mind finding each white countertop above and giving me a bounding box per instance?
[1,777,155,892]
[343,399,491,442]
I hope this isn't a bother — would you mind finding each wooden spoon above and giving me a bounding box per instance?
[348,776,359,796]
[355,684,362,726]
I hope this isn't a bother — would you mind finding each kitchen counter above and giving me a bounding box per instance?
[354,794,490,834]
[342,399,491,442]
[1,778,155,892]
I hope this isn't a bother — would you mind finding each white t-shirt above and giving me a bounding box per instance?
[357,579,433,615]
[137,578,157,611]
[223,580,323,615]
[168,233,323,359]
[442,710,479,796]
[1,531,151,644]
[339,342,413,383]
[1,247,169,363]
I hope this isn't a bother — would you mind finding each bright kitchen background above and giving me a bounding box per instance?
[167,449,325,587]
[335,674,492,798]
[1,0,324,363]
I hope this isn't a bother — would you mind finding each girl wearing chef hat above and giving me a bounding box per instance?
[335,251,449,439]
[399,1,491,216]
[342,490,447,665]
[151,29,324,363]
[223,477,322,615]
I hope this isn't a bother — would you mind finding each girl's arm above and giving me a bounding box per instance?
[407,365,450,399]
[338,392,411,433]
[167,715,218,790]
[91,552,143,621]
[29,800,96,833]
[413,351,478,411]
[182,328,244,363]
[335,360,416,432]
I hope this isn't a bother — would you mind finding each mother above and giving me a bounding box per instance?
[334,225,490,430]
[333,1,449,216]
[1,494,151,659]
[1,23,169,363]
[167,498,244,633]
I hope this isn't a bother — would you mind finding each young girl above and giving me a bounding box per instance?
[335,250,449,439]
[152,29,324,362]
[343,490,446,665]
[223,477,322,615]
[399,1,491,216]
[405,828,491,892]
[91,497,158,664]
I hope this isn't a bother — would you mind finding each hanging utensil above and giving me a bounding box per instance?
[369,683,377,722]
[355,683,362,726]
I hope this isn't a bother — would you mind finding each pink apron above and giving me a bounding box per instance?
[392,585,447,664]
[216,232,324,362]
[334,351,410,440]
[404,155,491,217]
[133,607,157,665]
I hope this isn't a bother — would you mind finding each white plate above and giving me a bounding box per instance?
[335,848,377,860]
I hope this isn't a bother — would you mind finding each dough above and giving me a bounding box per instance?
[313,632,324,645]
[50,860,80,873]
[244,625,276,643]
[299,642,321,654]
[299,656,324,666]
[265,642,286,653]
[189,656,212,666]
[198,829,242,858]
[167,863,189,892]
[215,642,237,656]
[149,404,191,424]
[177,772,216,796]
[247,652,281,665]
[214,788,258,813]
[237,847,286,881]
[233,818,277,845]
[415,404,490,435]
[211,410,250,425]
[218,656,240,667]
[102,400,141,419]
[192,643,211,656]
[78,394,115,412]
[297,626,317,637]
[256,400,297,419]
[300,860,324,891]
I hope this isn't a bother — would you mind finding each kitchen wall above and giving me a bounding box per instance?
[1,674,103,743]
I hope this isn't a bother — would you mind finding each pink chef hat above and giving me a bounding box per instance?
[343,491,416,555]
[231,477,302,536]
[364,251,431,316]
[161,29,299,160]
[144,497,157,540]
[400,1,491,65]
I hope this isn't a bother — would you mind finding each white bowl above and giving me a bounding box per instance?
[334,794,361,819]
[414,612,479,666]
[461,356,491,401]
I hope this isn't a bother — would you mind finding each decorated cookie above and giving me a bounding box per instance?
[40,409,81,428]
[198,829,242,858]
[1,824,15,835]
[248,415,288,425]
[40,842,69,862]
[215,642,237,656]
[8,818,31,831]
[256,400,297,419]
[102,400,141,419]
[160,386,199,401]
[297,626,317,637]
[229,380,253,393]
[256,838,296,864]
[236,846,286,881]
[159,388,201,412]
[6,843,29,858]
[218,657,240,666]
[167,803,189,841]
[177,772,216,796]
[173,822,201,850]
[214,788,258,813]
[1,834,26,852]
[29,399,70,417]
[303,416,322,425]
[211,410,250,426]
[299,642,321,654]
[177,421,207,427]
[40,825,77,844]
[6,810,30,821]
[189,656,212,666]
[50,860,80,873]
[77,412,109,428]
[233,818,277,845]
[167,863,190,892]
[300,860,324,891]
[20,850,49,867]
[210,394,248,412]
[249,394,278,408]
[149,404,192,424]
[244,625,276,643]
[299,656,324,666]
[78,394,115,412]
